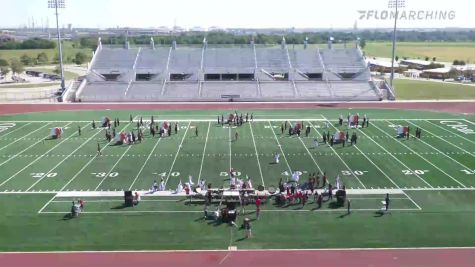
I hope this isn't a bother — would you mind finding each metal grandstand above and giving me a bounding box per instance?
[67,37,395,102]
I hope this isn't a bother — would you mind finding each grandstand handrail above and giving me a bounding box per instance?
[74,78,87,101]
[317,48,327,73]
[383,78,397,100]
[60,80,74,102]
[325,77,334,97]
[87,41,103,73]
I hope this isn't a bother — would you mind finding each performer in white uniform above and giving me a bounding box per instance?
[274,153,280,164]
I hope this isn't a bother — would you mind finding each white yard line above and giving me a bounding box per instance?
[1,118,466,123]
[0,122,32,138]
[462,119,475,126]
[0,125,53,168]
[288,122,323,174]
[39,208,420,215]
[268,121,292,174]
[425,120,475,146]
[376,121,466,188]
[128,137,163,190]
[26,123,94,191]
[249,122,265,187]
[402,191,422,210]
[228,126,232,170]
[356,127,433,188]
[403,120,474,172]
[0,122,73,188]
[0,123,50,152]
[197,122,211,182]
[51,199,178,203]
[407,120,475,158]
[164,122,191,187]
[37,125,129,214]
[309,120,366,189]
[94,146,133,190]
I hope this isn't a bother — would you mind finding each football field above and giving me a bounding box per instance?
[0,108,474,251]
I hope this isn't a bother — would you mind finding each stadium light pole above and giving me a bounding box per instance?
[48,0,66,92]
[388,0,405,87]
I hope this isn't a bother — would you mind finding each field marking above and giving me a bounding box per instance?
[0,122,73,188]
[26,123,97,191]
[402,191,422,210]
[426,120,475,146]
[164,122,191,187]
[310,120,366,189]
[0,123,50,152]
[268,121,292,174]
[128,137,164,191]
[0,125,53,168]
[4,246,475,254]
[1,118,467,123]
[0,122,32,138]
[462,119,475,126]
[249,122,265,187]
[376,121,466,188]
[51,199,179,203]
[37,124,132,214]
[228,126,232,171]
[407,120,475,158]
[39,207,420,215]
[356,127,433,188]
[94,146,133,190]
[401,120,473,173]
[197,122,211,182]
[291,124,323,175]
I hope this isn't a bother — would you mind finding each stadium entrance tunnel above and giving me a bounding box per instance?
[339,73,357,80]
[306,73,323,80]
[102,73,121,81]
[170,73,192,81]
[136,73,158,81]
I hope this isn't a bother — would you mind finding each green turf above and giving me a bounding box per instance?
[0,109,474,251]
[363,42,475,62]
[0,41,92,66]
[394,79,475,100]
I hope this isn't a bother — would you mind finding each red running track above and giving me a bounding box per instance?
[1,248,475,267]
[0,101,474,115]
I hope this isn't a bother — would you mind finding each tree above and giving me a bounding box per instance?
[448,68,461,79]
[425,56,430,61]
[53,65,61,75]
[359,38,366,49]
[395,56,399,61]
[0,58,8,67]
[432,57,437,62]
[74,52,87,65]
[36,52,49,65]
[10,58,24,75]
[0,66,9,77]
[20,54,34,66]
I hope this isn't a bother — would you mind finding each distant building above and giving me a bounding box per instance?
[368,59,407,73]
[420,68,451,80]
[399,59,444,70]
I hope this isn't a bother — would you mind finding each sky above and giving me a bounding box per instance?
[0,0,473,29]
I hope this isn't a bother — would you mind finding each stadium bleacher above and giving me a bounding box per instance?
[74,39,384,102]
